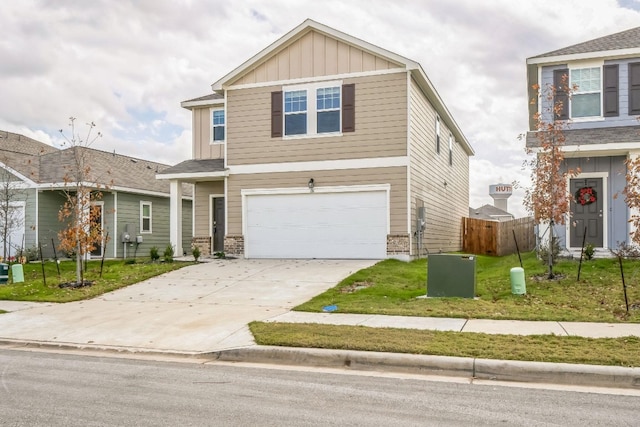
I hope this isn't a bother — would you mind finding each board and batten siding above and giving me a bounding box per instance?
[409,77,469,252]
[231,30,403,86]
[226,167,408,236]
[226,72,408,166]
[193,181,224,237]
[193,107,224,160]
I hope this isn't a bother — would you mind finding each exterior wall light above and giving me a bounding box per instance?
[308,178,315,192]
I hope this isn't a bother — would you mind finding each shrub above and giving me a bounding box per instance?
[584,243,595,260]
[213,251,225,259]
[192,246,201,262]
[150,246,160,261]
[163,244,174,263]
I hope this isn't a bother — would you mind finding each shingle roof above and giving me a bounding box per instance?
[531,26,640,59]
[0,131,57,181]
[469,204,513,221]
[157,158,225,175]
[0,131,192,196]
[526,125,640,148]
[182,93,224,103]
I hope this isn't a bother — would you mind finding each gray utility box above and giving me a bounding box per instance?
[0,263,8,284]
[427,254,476,298]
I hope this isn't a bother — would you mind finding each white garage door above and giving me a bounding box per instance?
[245,190,387,259]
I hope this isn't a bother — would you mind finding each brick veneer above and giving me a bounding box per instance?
[224,235,245,255]
[387,234,410,255]
[191,236,211,256]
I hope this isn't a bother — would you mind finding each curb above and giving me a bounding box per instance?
[212,346,640,390]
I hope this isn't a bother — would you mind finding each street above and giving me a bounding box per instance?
[0,348,638,426]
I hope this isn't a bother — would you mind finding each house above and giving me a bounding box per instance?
[469,205,514,222]
[158,19,474,260]
[526,26,640,252]
[0,130,193,259]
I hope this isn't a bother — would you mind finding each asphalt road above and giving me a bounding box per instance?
[0,349,638,426]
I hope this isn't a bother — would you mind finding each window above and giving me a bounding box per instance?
[211,109,225,142]
[280,82,343,137]
[570,67,601,118]
[448,134,453,166]
[284,90,307,135]
[140,202,152,233]
[435,116,441,153]
[316,87,340,133]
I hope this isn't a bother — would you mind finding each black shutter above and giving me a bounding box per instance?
[629,63,640,115]
[603,64,619,117]
[271,91,283,138]
[553,69,569,120]
[342,84,355,133]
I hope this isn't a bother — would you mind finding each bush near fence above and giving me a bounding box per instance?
[462,217,535,256]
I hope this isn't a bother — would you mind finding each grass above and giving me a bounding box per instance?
[295,251,640,323]
[251,251,640,366]
[250,322,640,367]
[0,258,194,302]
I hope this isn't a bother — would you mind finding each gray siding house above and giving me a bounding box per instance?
[0,131,192,259]
[159,19,474,260]
[526,26,640,252]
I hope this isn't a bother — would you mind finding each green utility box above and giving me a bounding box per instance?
[427,254,476,298]
[11,264,24,283]
[0,263,8,284]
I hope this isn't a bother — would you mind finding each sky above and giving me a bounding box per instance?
[2,0,640,218]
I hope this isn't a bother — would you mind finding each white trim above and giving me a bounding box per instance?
[140,201,152,234]
[156,171,228,181]
[526,47,640,65]
[241,184,392,258]
[224,178,228,240]
[569,62,603,120]
[229,156,409,175]
[0,163,37,187]
[282,80,343,138]
[406,71,413,254]
[35,190,39,247]
[36,181,175,199]
[565,172,608,250]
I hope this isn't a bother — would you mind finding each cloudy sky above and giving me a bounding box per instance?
[2,0,640,217]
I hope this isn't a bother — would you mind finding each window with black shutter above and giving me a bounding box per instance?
[629,63,640,116]
[603,64,619,117]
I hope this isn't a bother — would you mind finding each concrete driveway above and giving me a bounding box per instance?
[0,259,376,353]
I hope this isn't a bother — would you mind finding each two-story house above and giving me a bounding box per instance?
[526,26,640,253]
[159,19,474,260]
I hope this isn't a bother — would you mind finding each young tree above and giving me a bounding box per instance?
[57,117,111,285]
[623,154,640,246]
[523,74,579,278]
[0,164,26,260]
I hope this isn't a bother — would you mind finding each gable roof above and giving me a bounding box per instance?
[527,26,640,64]
[183,19,474,155]
[0,131,192,197]
[469,204,513,221]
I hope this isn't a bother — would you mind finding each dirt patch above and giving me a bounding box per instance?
[340,281,373,293]
[59,280,94,289]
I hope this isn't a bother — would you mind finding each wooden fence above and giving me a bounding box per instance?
[462,217,536,256]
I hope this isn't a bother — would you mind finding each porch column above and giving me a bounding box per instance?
[170,180,183,257]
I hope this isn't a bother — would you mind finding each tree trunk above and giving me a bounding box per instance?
[76,240,82,285]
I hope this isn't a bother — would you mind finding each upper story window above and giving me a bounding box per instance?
[211,109,225,143]
[448,134,453,166]
[570,67,601,118]
[140,202,152,233]
[435,116,441,153]
[272,81,355,138]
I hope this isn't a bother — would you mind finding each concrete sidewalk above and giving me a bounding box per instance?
[265,311,640,338]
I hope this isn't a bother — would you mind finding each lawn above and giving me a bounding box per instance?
[295,251,640,323]
[0,258,194,302]
[251,251,640,367]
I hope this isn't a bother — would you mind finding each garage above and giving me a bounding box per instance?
[244,189,388,259]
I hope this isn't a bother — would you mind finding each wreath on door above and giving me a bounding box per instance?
[575,186,597,206]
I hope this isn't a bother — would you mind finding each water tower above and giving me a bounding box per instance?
[489,183,512,212]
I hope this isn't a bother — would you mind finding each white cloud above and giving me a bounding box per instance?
[1,0,639,218]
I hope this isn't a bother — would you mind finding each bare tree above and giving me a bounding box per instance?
[0,164,26,260]
[523,74,579,278]
[57,117,111,285]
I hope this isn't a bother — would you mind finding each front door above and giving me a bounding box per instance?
[90,203,104,257]
[212,197,225,252]
[570,178,603,247]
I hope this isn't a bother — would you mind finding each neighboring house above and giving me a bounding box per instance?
[0,130,193,259]
[159,19,474,260]
[526,26,640,252]
[469,205,514,222]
